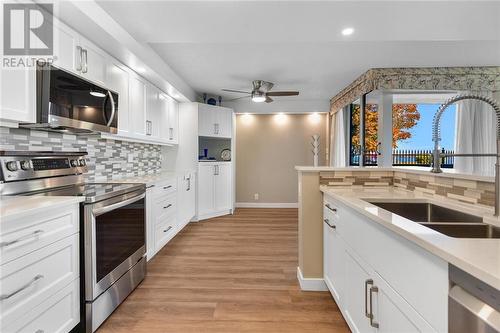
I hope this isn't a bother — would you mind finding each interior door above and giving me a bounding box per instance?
[198,164,215,216]
[214,163,232,212]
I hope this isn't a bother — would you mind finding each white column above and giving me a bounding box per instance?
[377,93,393,167]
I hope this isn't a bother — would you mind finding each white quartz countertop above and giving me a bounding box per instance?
[108,172,177,186]
[1,196,84,220]
[320,185,500,290]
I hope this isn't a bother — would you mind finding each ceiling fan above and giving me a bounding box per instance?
[222,80,299,103]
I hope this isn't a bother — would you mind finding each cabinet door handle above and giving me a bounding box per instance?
[0,229,44,248]
[369,285,379,328]
[76,46,83,71]
[82,49,88,73]
[323,219,336,229]
[163,226,173,233]
[163,185,172,190]
[214,123,217,134]
[325,204,337,212]
[163,204,172,209]
[169,127,173,140]
[364,279,373,318]
[187,178,191,191]
[0,274,44,300]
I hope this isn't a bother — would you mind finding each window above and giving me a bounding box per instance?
[348,101,456,168]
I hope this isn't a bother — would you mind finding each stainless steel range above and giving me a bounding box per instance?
[0,151,146,333]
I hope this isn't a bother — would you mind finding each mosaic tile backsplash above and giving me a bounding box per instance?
[0,127,163,182]
[320,170,495,207]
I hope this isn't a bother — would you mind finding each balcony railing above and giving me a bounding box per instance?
[350,148,454,168]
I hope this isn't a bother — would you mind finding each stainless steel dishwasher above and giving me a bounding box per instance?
[449,265,500,333]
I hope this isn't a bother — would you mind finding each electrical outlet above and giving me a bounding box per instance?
[254,193,259,201]
[128,155,134,163]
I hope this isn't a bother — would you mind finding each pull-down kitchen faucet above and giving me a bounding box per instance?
[431,94,500,215]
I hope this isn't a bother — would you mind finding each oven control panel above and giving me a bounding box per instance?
[0,153,88,183]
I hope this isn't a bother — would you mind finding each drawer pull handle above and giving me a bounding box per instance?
[323,219,336,229]
[35,330,44,333]
[0,229,44,248]
[163,226,173,233]
[325,204,337,212]
[369,285,379,328]
[0,274,44,300]
[364,279,373,318]
[163,204,172,209]
[163,185,172,190]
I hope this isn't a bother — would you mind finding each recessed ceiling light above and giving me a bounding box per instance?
[342,27,354,36]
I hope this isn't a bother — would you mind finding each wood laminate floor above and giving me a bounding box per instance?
[98,208,350,333]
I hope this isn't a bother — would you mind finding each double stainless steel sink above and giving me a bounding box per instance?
[368,201,500,239]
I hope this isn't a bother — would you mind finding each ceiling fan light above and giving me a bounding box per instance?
[251,91,266,103]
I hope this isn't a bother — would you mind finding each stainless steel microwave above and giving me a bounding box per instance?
[22,64,118,134]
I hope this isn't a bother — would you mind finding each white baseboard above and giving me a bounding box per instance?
[297,267,328,291]
[236,202,298,208]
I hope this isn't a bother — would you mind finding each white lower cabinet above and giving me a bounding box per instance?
[0,204,80,333]
[197,162,233,220]
[145,177,192,260]
[323,196,447,333]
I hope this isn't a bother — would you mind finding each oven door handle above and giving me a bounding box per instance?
[92,193,145,217]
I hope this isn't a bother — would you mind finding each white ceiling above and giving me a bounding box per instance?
[97,1,500,110]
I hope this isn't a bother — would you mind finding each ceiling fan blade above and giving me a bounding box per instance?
[266,91,299,97]
[265,96,273,103]
[221,89,251,94]
[224,95,251,102]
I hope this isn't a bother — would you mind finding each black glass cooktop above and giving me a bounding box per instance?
[33,182,144,203]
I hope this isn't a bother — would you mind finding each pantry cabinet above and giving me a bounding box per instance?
[322,195,447,333]
[197,162,233,220]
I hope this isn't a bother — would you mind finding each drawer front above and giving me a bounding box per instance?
[3,279,79,333]
[153,179,177,197]
[0,234,79,327]
[154,192,177,221]
[155,216,177,252]
[0,205,79,265]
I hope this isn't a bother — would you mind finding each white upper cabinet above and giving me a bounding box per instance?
[0,67,36,124]
[53,22,106,85]
[167,97,179,144]
[129,75,147,137]
[78,37,107,86]
[145,83,161,138]
[52,22,79,75]
[198,104,233,138]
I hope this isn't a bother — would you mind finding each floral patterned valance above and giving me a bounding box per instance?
[329,67,500,114]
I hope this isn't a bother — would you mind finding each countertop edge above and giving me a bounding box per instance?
[1,196,84,220]
[320,186,500,290]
